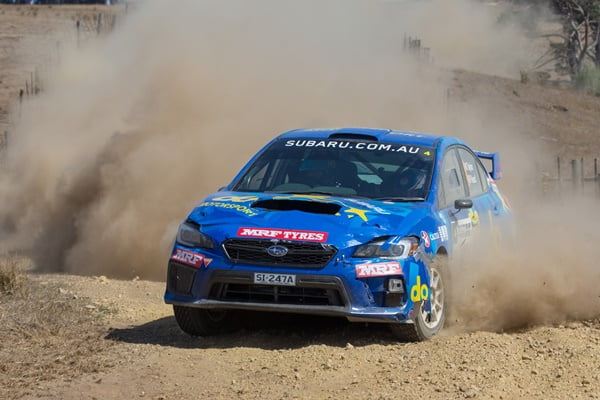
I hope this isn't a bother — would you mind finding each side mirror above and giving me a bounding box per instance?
[454,199,473,210]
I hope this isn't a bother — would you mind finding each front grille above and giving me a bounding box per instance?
[222,239,337,268]
[209,283,345,306]
[207,271,348,307]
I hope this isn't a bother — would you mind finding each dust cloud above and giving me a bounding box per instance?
[448,196,600,332]
[1,0,596,329]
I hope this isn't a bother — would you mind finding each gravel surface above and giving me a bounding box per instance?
[1,273,598,400]
[1,4,599,400]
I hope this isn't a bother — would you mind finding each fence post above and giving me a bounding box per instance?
[571,159,582,194]
[56,40,61,65]
[18,89,23,120]
[580,157,584,193]
[76,20,80,47]
[596,158,599,195]
[34,67,39,95]
[97,14,103,36]
[423,47,430,63]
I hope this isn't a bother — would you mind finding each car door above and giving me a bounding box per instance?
[457,147,511,246]
[455,146,495,229]
[437,146,474,248]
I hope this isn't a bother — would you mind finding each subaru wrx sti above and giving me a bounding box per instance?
[164,127,511,341]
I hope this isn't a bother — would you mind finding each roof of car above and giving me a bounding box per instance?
[278,127,451,147]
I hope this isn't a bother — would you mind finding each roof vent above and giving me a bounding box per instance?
[328,133,378,141]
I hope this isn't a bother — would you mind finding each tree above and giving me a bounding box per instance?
[549,0,600,78]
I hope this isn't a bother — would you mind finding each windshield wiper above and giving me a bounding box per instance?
[374,197,425,202]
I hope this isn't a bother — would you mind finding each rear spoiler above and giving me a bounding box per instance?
[474,151,502,180]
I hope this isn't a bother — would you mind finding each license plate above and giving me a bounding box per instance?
[253,273,296,286]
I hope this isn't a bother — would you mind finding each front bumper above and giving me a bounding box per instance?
[165,261,413,323]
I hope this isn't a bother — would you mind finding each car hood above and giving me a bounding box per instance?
[188,191,431,247]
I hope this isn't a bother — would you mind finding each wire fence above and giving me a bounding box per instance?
[1,4,127,151]
[403,33,433,64]
[542,156,600,197]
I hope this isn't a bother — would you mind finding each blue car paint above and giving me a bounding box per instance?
[164,127,511,324]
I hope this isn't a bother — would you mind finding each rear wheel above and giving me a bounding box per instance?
[173,306,239,336]
[390,257,447,341]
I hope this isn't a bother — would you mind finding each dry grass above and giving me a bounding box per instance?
[0,254,28,296]
[0,256,116,398]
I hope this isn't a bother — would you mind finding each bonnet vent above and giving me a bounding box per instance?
[252,199,341,215]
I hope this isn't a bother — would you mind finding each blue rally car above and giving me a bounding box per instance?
[165,127,511,341]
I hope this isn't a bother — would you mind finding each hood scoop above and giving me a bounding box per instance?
[252,199,341,215]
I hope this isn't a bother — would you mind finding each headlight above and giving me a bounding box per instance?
[176,221,214,249]
[353,236,419,259]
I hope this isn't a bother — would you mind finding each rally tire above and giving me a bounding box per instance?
[389,257,447,341]
[173,306,239,337]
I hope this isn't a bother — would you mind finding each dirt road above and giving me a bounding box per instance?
[1,272,597,400]
[1,3,600,400]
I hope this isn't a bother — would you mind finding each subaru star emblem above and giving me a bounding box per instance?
[266,245,288,257]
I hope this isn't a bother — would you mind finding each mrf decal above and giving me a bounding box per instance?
[171,248,205,268]
[355,262,402,278]
[237,227,328,242]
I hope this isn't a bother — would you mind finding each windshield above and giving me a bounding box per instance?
[232,138,435,201]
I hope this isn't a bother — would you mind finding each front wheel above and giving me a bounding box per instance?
[390,257,447,341]
[173,306,239,336]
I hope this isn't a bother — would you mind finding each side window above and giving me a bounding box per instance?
[476,163,490,191]
[457,148,489,197]
[439,148,467,208]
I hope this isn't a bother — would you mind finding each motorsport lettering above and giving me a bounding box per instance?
[199,201,258,216]
[284,139,422,154]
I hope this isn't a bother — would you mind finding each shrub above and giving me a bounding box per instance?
[575,63,600,96]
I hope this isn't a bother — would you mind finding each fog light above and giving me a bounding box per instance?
[386,279,404,293]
